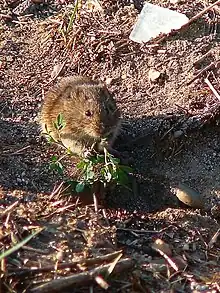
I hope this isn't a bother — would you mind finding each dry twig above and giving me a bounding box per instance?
[181,0,220,29]
[30,258,134,293]
[204,77,220,102]
[9,250,123,278]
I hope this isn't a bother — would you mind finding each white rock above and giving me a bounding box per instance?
[130,2,189,43]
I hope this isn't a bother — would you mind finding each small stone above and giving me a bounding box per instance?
[121,73,127,80]
[152,238,172,256]
[105,77,113,85]
[157,49,166,54]
[175,183,204,209]
[173,130,184,138]
[76,220,88,230]
[148,68,161,83]
[6,56,14,62]
[170,0,182,4]
[182,242,196,251]
[183,243,189,251]
[85,0,103,12]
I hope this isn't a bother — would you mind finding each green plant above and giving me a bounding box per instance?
[43,114,133,194]
[74,148,132,192]
[40,1,81,49]
[43,113,66,144]
[58,0,81,43]
[66,0,80,34]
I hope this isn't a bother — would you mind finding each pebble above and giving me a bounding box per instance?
[173,130,184,138]
[175,183,205,209]
[151,238,172,256]
[148,68,161,83]
[105,77,113,85]
[170,0,182,4]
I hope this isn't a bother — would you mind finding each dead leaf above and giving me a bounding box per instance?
[51,63,65,79]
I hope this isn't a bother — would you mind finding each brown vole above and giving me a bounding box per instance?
[40,76,121,156]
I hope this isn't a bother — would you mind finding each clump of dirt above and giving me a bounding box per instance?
[0,0,220,292]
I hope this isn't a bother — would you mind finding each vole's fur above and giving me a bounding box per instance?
[40,76,121,156]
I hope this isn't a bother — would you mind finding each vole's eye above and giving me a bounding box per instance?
[85,110,93,117]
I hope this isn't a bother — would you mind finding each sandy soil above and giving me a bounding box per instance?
[0,0,220,292]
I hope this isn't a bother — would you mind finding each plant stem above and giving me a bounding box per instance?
[67,0,79,34]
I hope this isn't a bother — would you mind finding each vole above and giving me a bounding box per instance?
[40,76,121,156]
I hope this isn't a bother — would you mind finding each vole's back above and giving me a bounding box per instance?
[40,76,121,156]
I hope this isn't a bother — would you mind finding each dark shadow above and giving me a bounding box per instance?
[105,115,220,212]
[1,100,219,213]
[0,118,61,197]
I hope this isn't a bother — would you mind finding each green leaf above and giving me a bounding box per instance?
[108,154,120,165]
[57,113,63,125]
[76,161,86,169]
[66,180,79,192]
[66,148,73,155]
[111,169,119,181]
[75,182,85,193]
[116,169,129,185]
[102,167,112,182]
[54,113,66,130]
[47,136,57,143]
[93,155,105,164]
[86,170,95,180]
[51,155,58,162]
[118,165,133,173]
[50,161,64,175]
[67,0,79,33]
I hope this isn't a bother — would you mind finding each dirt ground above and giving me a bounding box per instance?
[0,0,220,292]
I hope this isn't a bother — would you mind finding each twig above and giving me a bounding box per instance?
[117,225,174,234]
[208,228,220,249]
[30,258,134,293]
[93,192,98,212]
[193,49,213,67]
[152,246,179,272]
[181,0,220,29]
[102,208,110,226]
[9,250,123,278]
[0,14,12,20]
[39,203,76,219]
[160,125,175,140]
[2,145,31,156]
[153,0,220,45]
[21,246,50,255]
[49,181,65,200]
[186,62,215,85]
[2,201,20,216]
[204,77,220,102]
